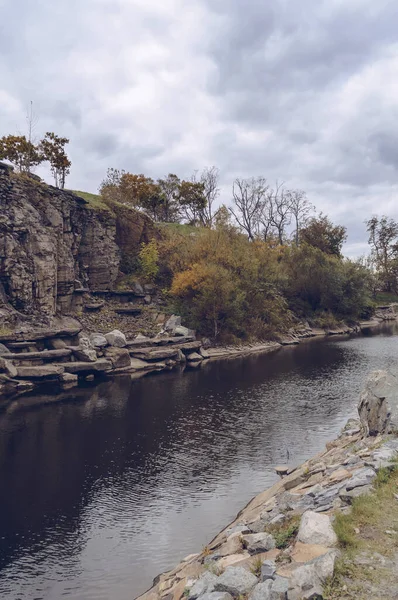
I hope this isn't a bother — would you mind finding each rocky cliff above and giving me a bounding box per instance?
[0,163,155,321]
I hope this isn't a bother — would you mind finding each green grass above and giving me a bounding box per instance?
[71,190,114,213]
[265,514,301,549]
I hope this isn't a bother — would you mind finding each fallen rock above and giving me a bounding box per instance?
[358,370,398,435]
[199,347,210,359]
[0,357,17,378]
[261,560,276,581]
[165,315,182,333]
[104,347,131,368]
[105,329,127,348]
[130,348,179,361]
[200,594,233,600]
[0,343,10,354]
[188,572,218,599]
[242,533,276,554]
[270,575,289,599]
[214,566,258,596]
[249,581,272,600]
[218,532,243,557]
[63,359,112,374]
[72,337,97,362]
[89,333,108,348]
[175,325,190,337]
[297,511,337,547]
[48,338,67,349]
[60,373,78,388]
[291,541,329,564]
[339,484,373,504]
[187,352,203,362]
[288,551,337,600]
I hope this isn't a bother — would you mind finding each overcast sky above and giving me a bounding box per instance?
[1,0,398,256]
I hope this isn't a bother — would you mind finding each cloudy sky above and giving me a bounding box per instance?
[1,0,398,255]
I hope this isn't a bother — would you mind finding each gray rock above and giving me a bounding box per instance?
[72,337,97,362]
[288,551,337,600]
[345,467,376,491]
[48,337,67,349]
[89,333,108,348]
[339,484,373,504]
[249,518,268,533]
[249,581,272,600]
[175,325,190,337]
[105,330,127,348]
[188,572,219,599]
[297,511,337,547]
[187,352,203,362]
[366,439,398,470]
[214,566,258,595]
[242,533,276,554]
[165,315,181,333]
[358,370,398,435]
[270,576,289,599]
[225,523,251,536]
[261,560,276,581]
[0,343,10,354]
[313,483,346,509]
[133,282,144,295]
[104,347,131,368]
[200,594,233,600]
[0,358,17,378]
[199,347,210,359]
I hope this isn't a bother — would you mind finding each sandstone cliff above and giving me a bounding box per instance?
[0,162,155,321]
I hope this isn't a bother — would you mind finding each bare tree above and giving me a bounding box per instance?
[229,177,268,240]
[288,189,314,246]
[193,166,220,227]
[268,182,292,245]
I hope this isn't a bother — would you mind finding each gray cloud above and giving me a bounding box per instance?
[1,0,398,256]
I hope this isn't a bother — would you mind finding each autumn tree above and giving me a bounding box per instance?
[157,173,181,222]
[177,180,207,224]
[229,177,268,240]
[99,168,125,202]
[0,135,43,173]
[39,132,71,188]
[300,214,347,257]
[366,216,398,292]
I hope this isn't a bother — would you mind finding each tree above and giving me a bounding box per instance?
[39,132,71,188]
[229,177,268,240]
[177,180,207,224]
[157,173,181,222]
[192,166,220,227]
[0,135,43,173]
[99,168,125,202]
[288,189,313,246]
[268,182,292,245]
[366,216,398,292]
[300,214,347,257]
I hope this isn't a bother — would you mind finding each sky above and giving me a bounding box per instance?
[1,0,398,256]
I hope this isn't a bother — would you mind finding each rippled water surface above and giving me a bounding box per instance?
[1,324,398,599]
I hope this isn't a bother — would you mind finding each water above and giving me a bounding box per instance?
[0,323,398,599]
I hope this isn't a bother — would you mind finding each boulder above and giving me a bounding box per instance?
[214,566,258,596]
[297,511,337,547]
[188,572,219,599]
[105,330,127,348]
[89,333,108,348]
[242,533,276,554]
[48,338,67,349]
[187,352,203,362]
[175,325,190,337]
[249,581,272,600]
[165,315,182,333]
[261,560,276,581]
[0,343,10,354]
[200,594,233,600]
[218,532,243,557]
[287,550,337,600]
[104,347,131,368]
[0,357,17,378]
[199,347,210,359]
[270,575,289,599]
[60,373,78,388]
[72,337,97,362]
[358,370,398,435]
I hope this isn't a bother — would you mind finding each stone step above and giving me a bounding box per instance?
[125,335,196,349]
[129,348,179,362]
[62,359,112,374]
[0,327,81,343]
[16,365,65,380]
[0,349,72,361]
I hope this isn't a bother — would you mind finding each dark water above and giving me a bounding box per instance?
[1,325,398,600]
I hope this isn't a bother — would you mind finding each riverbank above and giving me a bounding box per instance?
[0,308,394,410]
[138,370,398,600]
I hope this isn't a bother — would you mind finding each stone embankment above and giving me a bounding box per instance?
[138,370,398,600]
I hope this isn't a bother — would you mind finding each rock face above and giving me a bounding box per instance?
[0,164,155,316]
[358,370,398,435]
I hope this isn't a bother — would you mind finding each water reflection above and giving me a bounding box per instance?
[0,324,398,599]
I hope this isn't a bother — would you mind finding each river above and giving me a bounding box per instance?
[0,323,398,599]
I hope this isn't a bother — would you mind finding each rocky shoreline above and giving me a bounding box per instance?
[137,369,398,600]
[0,308,395,410]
